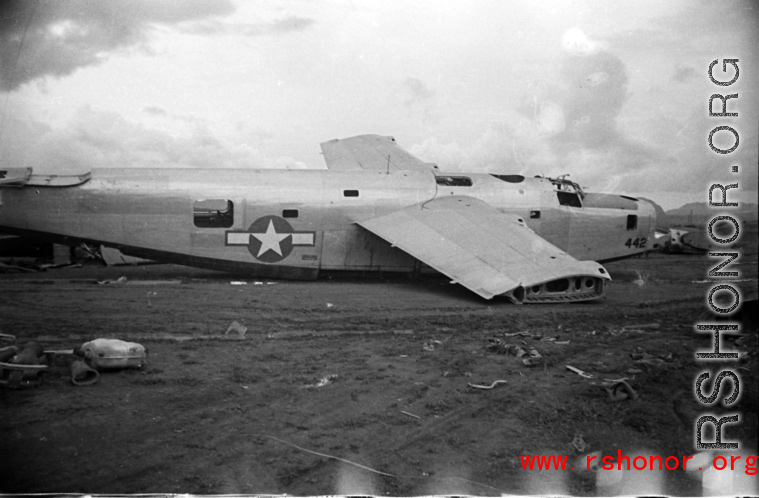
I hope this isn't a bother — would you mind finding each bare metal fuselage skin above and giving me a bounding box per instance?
[0,168,656,282]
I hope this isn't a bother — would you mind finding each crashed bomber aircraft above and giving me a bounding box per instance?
[0,135,657,303]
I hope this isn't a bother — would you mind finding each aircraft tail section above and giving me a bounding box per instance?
[320,134,437,172]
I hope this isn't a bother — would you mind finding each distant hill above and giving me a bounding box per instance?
[664,201,758,227]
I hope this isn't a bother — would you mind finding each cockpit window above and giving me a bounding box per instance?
[435,176,473,187]
[557,191,582,207]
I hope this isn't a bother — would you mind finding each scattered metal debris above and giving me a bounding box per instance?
[303,374,338,388]
[80,338,147,371]
[566,365,594,378]
[468,380,508,390]
[486,339,526,357]
[70,359,99,386]
[604,380,637,402]
[11,341,45,366]
[609,323,661,335]
[225,321,248,338]
[522,348,543,367]
[0,341,49,388]
[423,340,442,351]
[633,270,647,287]
[503,331,533,338]
[400,410,420,419]
[603,377,630,383]
[96,276,127,285]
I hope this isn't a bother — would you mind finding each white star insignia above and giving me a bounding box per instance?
[250,220,289,257]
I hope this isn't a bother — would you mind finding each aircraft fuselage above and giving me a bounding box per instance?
[0,167,656,280]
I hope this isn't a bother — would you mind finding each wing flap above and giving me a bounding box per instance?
[320,135,435,171]
[357,195,609,301]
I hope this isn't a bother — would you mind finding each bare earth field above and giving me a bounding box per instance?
[1,234,757,495]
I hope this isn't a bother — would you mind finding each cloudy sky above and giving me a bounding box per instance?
[1,0,757,209]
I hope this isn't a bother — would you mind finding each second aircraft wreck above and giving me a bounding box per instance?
[0,135,657,303]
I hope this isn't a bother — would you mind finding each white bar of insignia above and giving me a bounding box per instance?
[291,233,314,245]
[227,233,250,245]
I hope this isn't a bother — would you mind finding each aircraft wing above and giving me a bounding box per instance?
[357,195,610,303]
[320,134,436,171]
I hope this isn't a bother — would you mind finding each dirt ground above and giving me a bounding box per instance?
[1,228,757,495]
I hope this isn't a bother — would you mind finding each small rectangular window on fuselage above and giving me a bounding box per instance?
[193,199,234,228]
[435,176,473,187]
[627,214,637,230]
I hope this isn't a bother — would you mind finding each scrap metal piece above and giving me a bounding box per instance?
[566,365,594,378]
[70,359,100,386]
[225,321,248,338]
[605,380,637,402]
[468,380,508,390]
[81,339,147,371]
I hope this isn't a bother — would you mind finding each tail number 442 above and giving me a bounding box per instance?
[625,237,647,248]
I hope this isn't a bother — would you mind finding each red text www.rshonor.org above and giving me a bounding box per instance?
[520,450,758,475]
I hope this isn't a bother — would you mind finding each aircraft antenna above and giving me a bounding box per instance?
[386,155,390,174]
